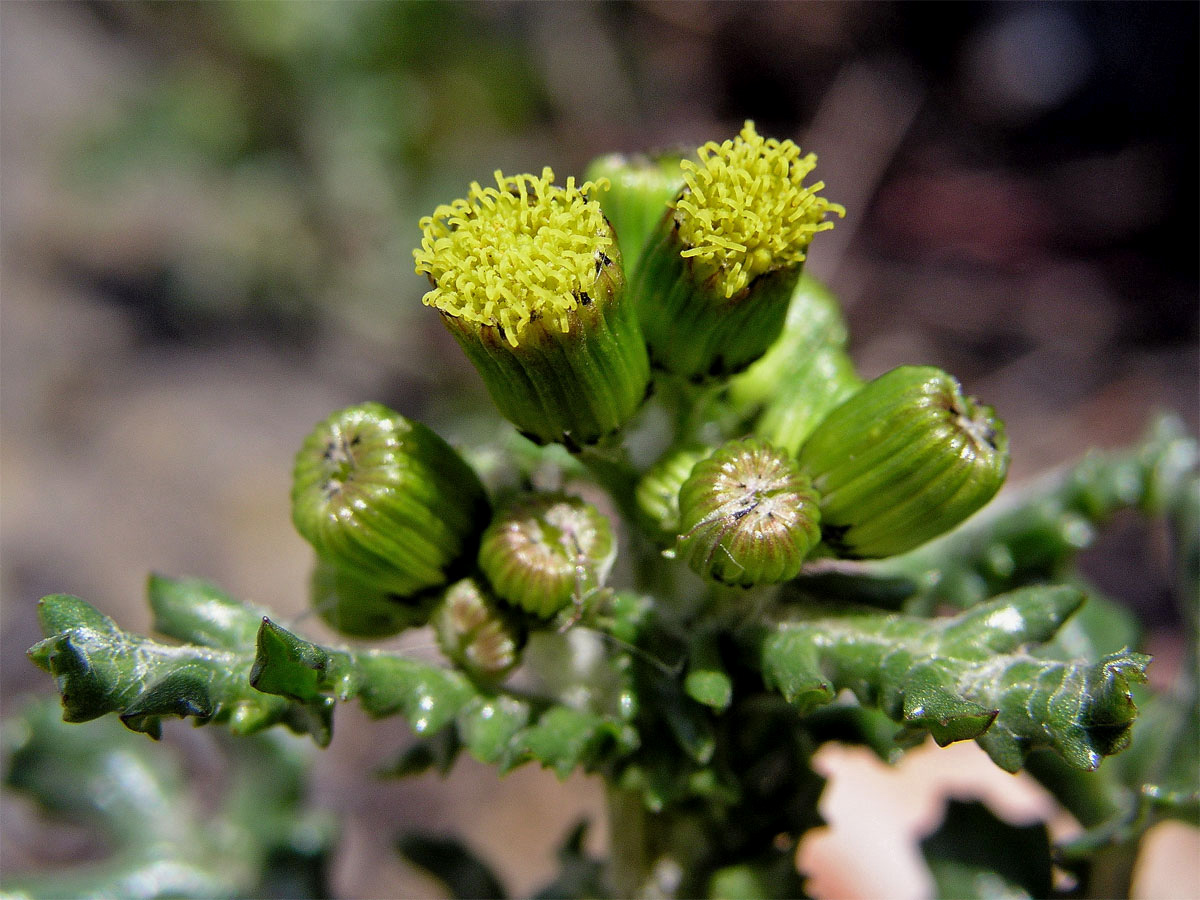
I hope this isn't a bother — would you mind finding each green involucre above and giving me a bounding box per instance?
[635,444,713,543]
[432,577,526,685]
[677,439,821,586]
[478,493,616,619]
[633,225,799,380]
[629,123,842,380]
[798,366,1009,558]
[727,274,855,412]
[439,256,650,448]
[416,170,650,448]
[291,403,490,597]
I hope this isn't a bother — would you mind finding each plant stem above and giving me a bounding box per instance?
[605,784,656,898]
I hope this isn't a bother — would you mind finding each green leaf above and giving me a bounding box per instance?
[920,800,1052,900]
[396,833,507,900]
[456,694,530,766]
[685,632,733,711]
[29,577,639,780]
[250,617,338,703]
[514,706,637,778]
[759,586,1150,771]
[251,617,474,737]
[28,594,329,743]
[148,573,266,650]
[250,618,639,776]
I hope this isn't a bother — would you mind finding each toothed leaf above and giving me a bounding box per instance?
[28,593,330,744]
[760,586,1149,771]
[250,618,638,776]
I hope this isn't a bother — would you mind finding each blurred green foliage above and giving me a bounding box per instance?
[64,2,551,344]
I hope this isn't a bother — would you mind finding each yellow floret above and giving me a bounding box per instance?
[414,168,613,347]
[674,121,845,298]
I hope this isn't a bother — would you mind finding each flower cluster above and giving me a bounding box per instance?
[289,121,1008,680]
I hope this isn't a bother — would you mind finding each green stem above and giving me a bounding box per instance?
[605,784,656,898]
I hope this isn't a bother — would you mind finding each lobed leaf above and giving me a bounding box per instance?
[251,617,639,776]
[28,591,330,743]
[759,586,1150,771]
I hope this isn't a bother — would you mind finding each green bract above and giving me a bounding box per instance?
[677,438,821,586]
[432,578,526,685]
[726,275,863,453]
[414,169,650,449]
[291,403,490,597]
[798,365,1009,558]
[727,274,857,416]
[478,493,616,619]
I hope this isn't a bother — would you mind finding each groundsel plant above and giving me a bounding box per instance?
[13,121,1198,900]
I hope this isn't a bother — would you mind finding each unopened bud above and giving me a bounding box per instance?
[309,558,434,639]
[433,577,525,684]
[584,151,685,278]
[478,493,616,619]
[798,366,1009,558]
[635,445,712,542]
[291,403,490,597]
[677,439,821,586]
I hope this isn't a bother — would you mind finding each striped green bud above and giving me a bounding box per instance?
[584,151,685,280]
[634,445,712,543]
[414,169,650,449]
[631,122,844,380]
[291,403,490,597]
[432,577,526,685]
[478,493,616,619]
[677,439,821,586]
[309,558,434,639]
[798,366,1009,558]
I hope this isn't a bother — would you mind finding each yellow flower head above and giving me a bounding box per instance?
[674,121,845,298]
[414,168,613,347]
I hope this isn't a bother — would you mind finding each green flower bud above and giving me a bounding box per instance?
[727,274,855,414]
[798,366,1009,558]
[631,122,844,380]
[414,168,650,449]
[432,577,526,685]
[310,558,434,639]
[478,493,616,619]
[676,439,821,587]
[291,403,490,597]
[635,445,712,543]
[584,151,685,280]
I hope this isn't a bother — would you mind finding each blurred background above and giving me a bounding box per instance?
[2,2,1196,897]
